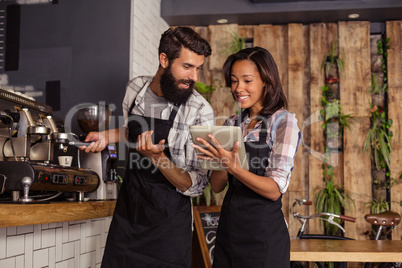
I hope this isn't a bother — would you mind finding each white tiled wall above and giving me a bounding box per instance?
[0,217,112,268]
[130,0,169,79]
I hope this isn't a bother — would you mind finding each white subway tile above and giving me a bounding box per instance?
[0,258,15,268]
[24,233,33,268]
[16,225,33,235]
[48,246,55,268]
[48,222,62,229]
[33,248,48,268]
[79,252,95,268]
[0,228,6,259]
[61,242,74,260]
[80,222,87,254]
[7,235,25,257]
[41,229,55,248]
[62,222,68,243]
[16,255,24,268]
[87,221,100,237]
[55,228,62,262]
[74,241,80,268]
[68,224,80,242]
[33,225,41,250]
[95,235,101,264]
[7,226,16,236]
[85,236,96,253]
[68,258,75,268]
[55,260,69,268]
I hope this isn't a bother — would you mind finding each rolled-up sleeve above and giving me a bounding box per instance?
[265,113,301,194]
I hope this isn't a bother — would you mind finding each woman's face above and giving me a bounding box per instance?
[230,59,265,114]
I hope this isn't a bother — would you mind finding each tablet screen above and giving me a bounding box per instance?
[189,126,249,171]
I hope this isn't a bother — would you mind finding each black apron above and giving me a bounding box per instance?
[213,110,290,268]
[101,98,192,268]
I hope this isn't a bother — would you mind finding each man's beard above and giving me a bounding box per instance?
[160,66,194,106]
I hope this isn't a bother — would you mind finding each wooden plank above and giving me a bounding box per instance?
[339,21,371,117]
[0,201,116,228]
[208,24,239,71]
[290,240,402,262]
[209,70,237,126]
[386,20,402,240]
[343,117,372,240]
[238,25,254,40]
[286,23,305,232]
[253,24,288,99]
[308,23,338,234]
[195,26,212,86]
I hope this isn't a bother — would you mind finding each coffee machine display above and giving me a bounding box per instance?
[0,88,100,203]
[76,104,119,200]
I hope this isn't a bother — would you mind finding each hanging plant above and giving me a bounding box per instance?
[321,40,346,78]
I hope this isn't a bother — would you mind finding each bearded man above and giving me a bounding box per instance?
[82,26,214,268]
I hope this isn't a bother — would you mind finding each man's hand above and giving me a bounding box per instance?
[136,130,166,164]
[80,131,109,153]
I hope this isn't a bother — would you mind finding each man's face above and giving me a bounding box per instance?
[160,47,205,105]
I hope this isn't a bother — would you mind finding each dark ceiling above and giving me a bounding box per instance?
[161,0,402,31]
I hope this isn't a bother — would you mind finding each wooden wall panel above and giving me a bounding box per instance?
[343,117,372,240]
[238,25,254,39]
[287,23,306,235]
[253,24,289,99]
[387,20,402,240]
[339,21,372,240]
[339,21,371,117]
[308,23,338,234]
[208,24,239,71]
[208,24,239,125]
[195,26,212,85]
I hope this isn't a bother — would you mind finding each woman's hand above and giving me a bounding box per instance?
[192,134,242,175]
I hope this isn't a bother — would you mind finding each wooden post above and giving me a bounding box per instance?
[339,21,372,240]
[308,23,338,234]
[287,23,307,236]
[387,20,402,241]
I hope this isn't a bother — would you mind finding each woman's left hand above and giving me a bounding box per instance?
[193,134,242,174]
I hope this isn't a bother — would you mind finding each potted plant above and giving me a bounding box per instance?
[368,74,387,107]
[321,100,354,150]
[321,40,345,79]
[221,31,246,56]
[363,105,393,171]
[195,81,216,103]
[314,177,356,236]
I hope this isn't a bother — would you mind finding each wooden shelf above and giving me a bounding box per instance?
[0,200,116,228]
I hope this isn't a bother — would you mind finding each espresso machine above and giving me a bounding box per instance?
[75,104,119,200]
[0,88,100,202]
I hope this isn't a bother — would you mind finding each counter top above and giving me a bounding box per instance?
[0,200,116,228]
[290,239,402,262]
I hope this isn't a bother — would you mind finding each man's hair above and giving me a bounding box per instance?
[223,46,287,116]
[158,26,212,62]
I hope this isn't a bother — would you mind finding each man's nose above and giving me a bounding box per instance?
[189,69,198,82]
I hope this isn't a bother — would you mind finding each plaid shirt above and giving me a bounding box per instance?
[122,76,215,197]
[224,108,301,194]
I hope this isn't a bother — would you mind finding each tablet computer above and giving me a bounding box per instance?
[189,126,249,171]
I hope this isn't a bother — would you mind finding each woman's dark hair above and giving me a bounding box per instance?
[159,26,212,63]
[223,46,287,116]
